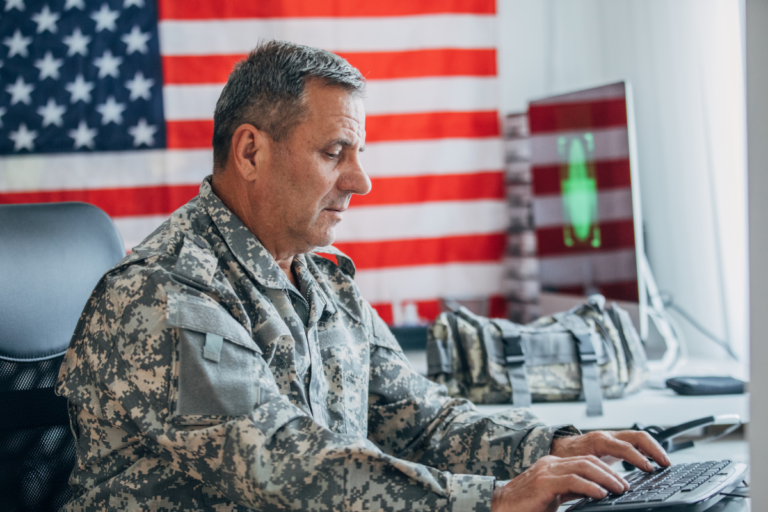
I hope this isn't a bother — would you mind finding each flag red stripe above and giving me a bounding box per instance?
[162,49,498,85]
[367,111,500,142]
[353,171,504,207]
[531,159,632,195]
[158,0,495,20]
[371,293,507,325]
[334,233,506,270]
[0,173,503,216]
[166,111,500,148]
[545,281,639,302]
[528,98,627,134]
[0,185,199,217]
[536,219,636,256]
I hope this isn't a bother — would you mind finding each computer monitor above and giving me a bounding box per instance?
[527,81,648,336]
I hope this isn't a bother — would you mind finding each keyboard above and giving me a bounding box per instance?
[568,460,748,511]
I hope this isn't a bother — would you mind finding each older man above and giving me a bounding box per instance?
[56,41,668,512]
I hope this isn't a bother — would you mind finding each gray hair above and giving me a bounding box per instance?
[212,40,366,170]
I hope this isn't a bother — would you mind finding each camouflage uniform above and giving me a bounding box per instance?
[56,176,576,511]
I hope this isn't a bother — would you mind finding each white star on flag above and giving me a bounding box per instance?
[68,120,97,149]
[128,118,156,147]
[91,3,119,32]
[6,76,34,105]
[31,5,60,34]
[96,96,126,125]
[65,74,94,103]
[4,0,24,12]
[121,26,150,54]
[94,49,122,78]
[64,0,85,9]
[62,27,90,57]
[3,29,32,58]
[123,0,144,8]
[34,51,63,80]
[0,106,6,128]
[9,123,37,151]
[125,71,154,100]
[37,98,66,127]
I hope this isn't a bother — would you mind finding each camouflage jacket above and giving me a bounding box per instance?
[56,176,573,512]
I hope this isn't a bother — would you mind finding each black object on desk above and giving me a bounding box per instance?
[666,376,745,396]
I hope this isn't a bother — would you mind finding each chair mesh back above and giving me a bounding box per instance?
[0,357,75,512]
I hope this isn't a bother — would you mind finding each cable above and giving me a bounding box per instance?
[658,291,738,361]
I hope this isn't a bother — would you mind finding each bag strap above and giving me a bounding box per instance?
[557,314,604,417]
[445,312,471,374]
[491,319,532,408]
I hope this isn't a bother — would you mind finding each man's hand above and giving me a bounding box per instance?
[490,431,671,512]
[550,431,671,472]
[491,455,629,512]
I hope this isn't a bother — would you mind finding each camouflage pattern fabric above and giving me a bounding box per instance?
[56,176,575,512]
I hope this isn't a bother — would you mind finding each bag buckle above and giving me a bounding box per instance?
[574,332,598,363]
[503,335,526,366]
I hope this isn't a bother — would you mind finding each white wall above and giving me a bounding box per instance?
[497,0,748,365]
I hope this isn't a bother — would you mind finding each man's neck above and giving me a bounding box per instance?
[277,256,298,288]
[212,171,301,288]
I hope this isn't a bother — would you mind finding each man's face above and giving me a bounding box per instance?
[259,80,370,254]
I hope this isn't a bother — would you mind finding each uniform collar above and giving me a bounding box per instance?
[198,175,291,290]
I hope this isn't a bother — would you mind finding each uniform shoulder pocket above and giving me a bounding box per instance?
[167,293,260,354]
[167,292,261,417]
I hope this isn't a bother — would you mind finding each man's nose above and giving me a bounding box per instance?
[340,155,372,196]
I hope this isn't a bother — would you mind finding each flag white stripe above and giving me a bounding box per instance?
[0,138,503,192]
[538,249,638,286]
[0,150,211,192]
[355,262,503,303]
[114,215,170,250]
[532,188,634,228]
[361,137,503,176]
[158,16,496,55]
[529,128,629,165]
[113,200,506,252]
[162,77,500,120]
[335,200,507,242]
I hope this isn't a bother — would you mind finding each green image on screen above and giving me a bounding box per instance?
[558,133,601,248]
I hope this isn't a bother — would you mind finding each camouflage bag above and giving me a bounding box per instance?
[426,295,648,417]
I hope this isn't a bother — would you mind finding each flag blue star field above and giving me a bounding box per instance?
[0,0,165,153]
[0,0,510,324]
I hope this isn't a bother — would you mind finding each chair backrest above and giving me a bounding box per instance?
[0,202,125,512]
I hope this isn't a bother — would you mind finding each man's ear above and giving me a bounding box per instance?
[230,124,269,182]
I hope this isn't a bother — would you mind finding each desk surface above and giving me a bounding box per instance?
[403,350,749,430]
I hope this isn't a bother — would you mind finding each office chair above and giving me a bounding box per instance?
[0,203,125,512]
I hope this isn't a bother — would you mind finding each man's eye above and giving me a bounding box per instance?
[326,152,340,158]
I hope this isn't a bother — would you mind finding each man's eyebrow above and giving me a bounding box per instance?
[327,138,365,151]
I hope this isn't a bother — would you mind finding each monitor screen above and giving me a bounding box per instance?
[528,82,643,303]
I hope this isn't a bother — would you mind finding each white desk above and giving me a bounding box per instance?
[403,350,749,430]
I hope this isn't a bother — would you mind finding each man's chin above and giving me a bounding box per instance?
[307,228,336,251]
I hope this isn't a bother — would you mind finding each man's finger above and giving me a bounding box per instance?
[601,437,656,471]
[617,431,671,467]
[551,457,628,494]
[549,474,610,501]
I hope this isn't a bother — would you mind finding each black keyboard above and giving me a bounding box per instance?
[569,460,748,511]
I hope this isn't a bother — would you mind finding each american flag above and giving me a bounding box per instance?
[0,0,507,325]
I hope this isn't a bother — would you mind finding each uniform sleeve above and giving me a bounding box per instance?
[58,271,495,512]
[364,303,575,479]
